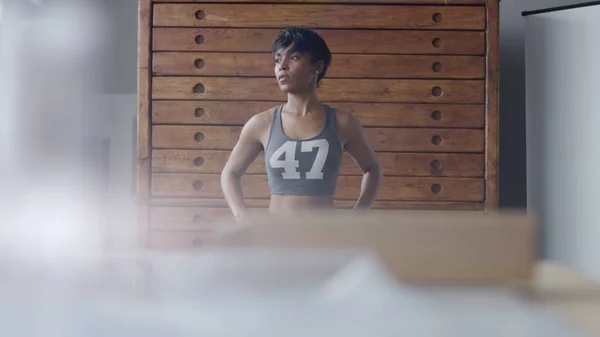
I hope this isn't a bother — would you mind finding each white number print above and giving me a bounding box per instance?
[269,139,330,180]
[302,139,329,179]
[268,141,300,179]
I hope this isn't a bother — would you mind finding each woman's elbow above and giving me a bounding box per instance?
[375,164,384,181]
[365,161,383,179]
[221,167,242,182]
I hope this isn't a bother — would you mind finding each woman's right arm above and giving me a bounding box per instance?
[220,115,264,218]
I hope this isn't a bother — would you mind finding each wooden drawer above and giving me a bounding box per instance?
[151,197,485,211]
[153,52,485,79]
[153,4,486,30]
[152,101,485,129]
[152,77,485,104]
[151,125,485,153]
[152,28,486,55]
[151,173,485,202]
[149,230,216,250]
[152,150,485,178]
[151,206,234,230]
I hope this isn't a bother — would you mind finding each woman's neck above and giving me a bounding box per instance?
[285,90,323,116]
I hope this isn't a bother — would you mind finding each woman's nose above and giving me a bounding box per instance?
[278,57,290,70]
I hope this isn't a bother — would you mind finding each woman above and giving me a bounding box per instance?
[221,27,382,218]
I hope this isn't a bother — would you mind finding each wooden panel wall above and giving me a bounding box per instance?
[138,0,500,249]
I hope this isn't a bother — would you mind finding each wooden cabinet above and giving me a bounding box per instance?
[137,0,499,249]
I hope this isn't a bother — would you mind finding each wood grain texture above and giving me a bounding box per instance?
[151,173,485,201]
[152,28,486,55]
[152,101,485,128]
[137,0,151,249]
[150,197,485,210]
[152,52,486,79]
[152,125,485,152]
[152,149,485,177]
[485,0,499,210]
[153,4,486,30]
[152,0,487,3]
[152,77,485,104]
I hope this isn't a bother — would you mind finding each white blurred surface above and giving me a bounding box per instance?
[0,249,589,337]
[0,0,113,259]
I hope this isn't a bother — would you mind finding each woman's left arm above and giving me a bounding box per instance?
[343,115,383,210]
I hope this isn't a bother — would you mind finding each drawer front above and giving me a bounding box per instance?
[153,52,485,79]
[151,125,484,153]
[150,230,216,250]
[153,28,486,55]
[151,206,234,230]
[153,4,486,30]
[150,197,485,211]
[151,173,485,202]
[152,101,485,128]
[152,150,485,178]
[152,77,485,104]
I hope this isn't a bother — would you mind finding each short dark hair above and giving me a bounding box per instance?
[272,27,332,87]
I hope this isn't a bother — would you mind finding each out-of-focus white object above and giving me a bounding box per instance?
[0,249,587,337]
[0,1,110,262]
[524,3,600,281]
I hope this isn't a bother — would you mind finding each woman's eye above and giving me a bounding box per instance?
[274,59,281,64]
[291,56,300,60]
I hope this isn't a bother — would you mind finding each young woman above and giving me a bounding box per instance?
[221,27,382,218]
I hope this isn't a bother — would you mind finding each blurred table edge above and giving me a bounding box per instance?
[529,261,600,336]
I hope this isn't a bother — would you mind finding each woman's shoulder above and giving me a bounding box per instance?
[329,105,361,130]
[246,105,279,126]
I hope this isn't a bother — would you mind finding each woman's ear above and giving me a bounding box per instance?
[316,60,325,74]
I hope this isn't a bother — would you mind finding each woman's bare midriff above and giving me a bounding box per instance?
[269,194,335,215]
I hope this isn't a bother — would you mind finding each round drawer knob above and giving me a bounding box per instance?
[430,183,442,194]
[192,238,202,247]
[195,10,206,20]
[194,157,205,167]
[430,159,442,171]
[195,35,205,45]
[193,180,204,190]
[194,58,205,69]
[194,107,204,118]
[431,135,442,145]
[432,13,442,23]
[431,110,442,120]
[432,62,442,72]
[431,86,443,97]
[432,38,442,48]
[193,83,205,93]
[194,132,204,142]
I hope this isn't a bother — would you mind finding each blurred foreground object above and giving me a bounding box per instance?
[207,210,538,285]
[1,247,599,336]
[0,0,111,261]
[0,212,599,336]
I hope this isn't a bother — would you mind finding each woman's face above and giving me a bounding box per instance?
[273,44,321,94]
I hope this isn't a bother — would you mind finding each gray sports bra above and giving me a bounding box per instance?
[264,105,343,196]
